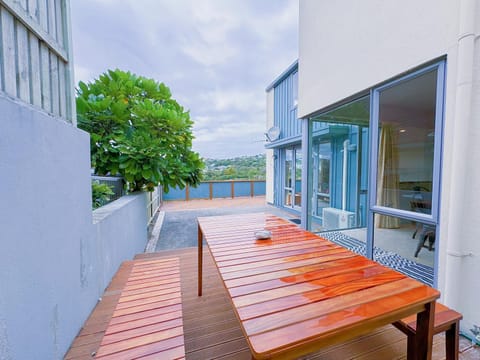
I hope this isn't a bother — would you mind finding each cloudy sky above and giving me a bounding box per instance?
[70,0,298,159]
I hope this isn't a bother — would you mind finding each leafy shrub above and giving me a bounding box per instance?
[92,181,115,209]
[77,69,204,192]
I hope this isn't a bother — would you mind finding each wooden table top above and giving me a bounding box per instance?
[197,213,440,360]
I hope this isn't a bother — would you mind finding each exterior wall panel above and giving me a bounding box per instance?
[274,71,301,139]
[0,0,75,123]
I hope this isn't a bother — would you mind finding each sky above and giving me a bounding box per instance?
[70,0,298,159]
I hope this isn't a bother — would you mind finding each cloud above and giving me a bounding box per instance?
[198,89,264,113]
[70,0,298,159]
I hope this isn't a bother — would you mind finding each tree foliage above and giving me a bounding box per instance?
[77,69,204,192]
[91,181,114,209]
[203,154,266,180]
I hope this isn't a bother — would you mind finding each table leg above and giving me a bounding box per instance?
[412,301,435,360]
[198,223,203,296]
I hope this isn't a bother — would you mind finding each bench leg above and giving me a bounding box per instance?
[445,321,459,360]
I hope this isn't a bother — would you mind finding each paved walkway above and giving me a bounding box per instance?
[154,196,299,251]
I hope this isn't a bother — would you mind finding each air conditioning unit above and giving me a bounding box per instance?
[322,207,356,230]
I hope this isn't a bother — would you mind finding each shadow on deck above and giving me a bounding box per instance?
[65,247,479,360]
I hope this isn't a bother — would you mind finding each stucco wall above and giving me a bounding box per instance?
[298,0,459,118]
[299,0,480,337]
[0,95,147,359]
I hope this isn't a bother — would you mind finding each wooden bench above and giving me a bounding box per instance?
[393,303,462,360]
[95,257,185,360]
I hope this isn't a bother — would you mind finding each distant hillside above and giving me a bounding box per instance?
[203,154,266,180]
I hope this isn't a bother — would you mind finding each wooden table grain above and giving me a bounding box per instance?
[197,213,440,360]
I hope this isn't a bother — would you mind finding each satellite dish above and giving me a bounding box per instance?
[265,126,281,142]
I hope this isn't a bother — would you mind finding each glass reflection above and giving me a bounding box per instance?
[373,213,434,272]
[309,96,370,232]
[376,69,437,218]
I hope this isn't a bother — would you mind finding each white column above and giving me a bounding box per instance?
[442,0,480,338]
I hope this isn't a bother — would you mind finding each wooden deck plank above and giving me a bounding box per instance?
[109,305,182,326]
[65,247,480,360]
[94,257,184,359]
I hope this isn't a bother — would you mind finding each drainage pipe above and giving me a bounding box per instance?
[443,0,478,326]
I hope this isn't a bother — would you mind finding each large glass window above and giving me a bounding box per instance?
[309,96,370,231]
[375,69,437,219]
[305,61,444,286]
[367,64,444,286]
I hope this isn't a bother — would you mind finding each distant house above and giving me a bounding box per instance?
[266,0,480,341]
[265,61,302,213]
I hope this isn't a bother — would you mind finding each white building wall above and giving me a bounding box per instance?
[299,0,480,336]
[299,0,459,117]
[265,89,275,204]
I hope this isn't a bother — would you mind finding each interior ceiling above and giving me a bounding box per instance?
[380,70,437,118]
[379,70,437,145]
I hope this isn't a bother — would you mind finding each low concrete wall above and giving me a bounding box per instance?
[0,95,147,360]
[92,194,147,294]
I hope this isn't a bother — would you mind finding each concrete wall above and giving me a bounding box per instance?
[92,195,148,296]
[0,95,147,359]
[299,0,480,337]
[266,89,275,204]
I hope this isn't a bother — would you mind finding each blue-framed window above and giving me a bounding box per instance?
[305,60,446,287]
[366,61,445,287]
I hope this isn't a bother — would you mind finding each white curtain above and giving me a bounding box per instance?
[376,124,400,228]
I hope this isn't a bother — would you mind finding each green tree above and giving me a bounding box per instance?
[91,181,114,209]
[77,69,204,192]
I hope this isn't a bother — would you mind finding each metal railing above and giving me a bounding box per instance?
[147,186,162,225]
[163,180,266,201]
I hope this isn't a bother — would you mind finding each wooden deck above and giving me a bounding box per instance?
[65,247,479,360]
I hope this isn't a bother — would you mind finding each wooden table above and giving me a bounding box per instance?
[197,213,440,360]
